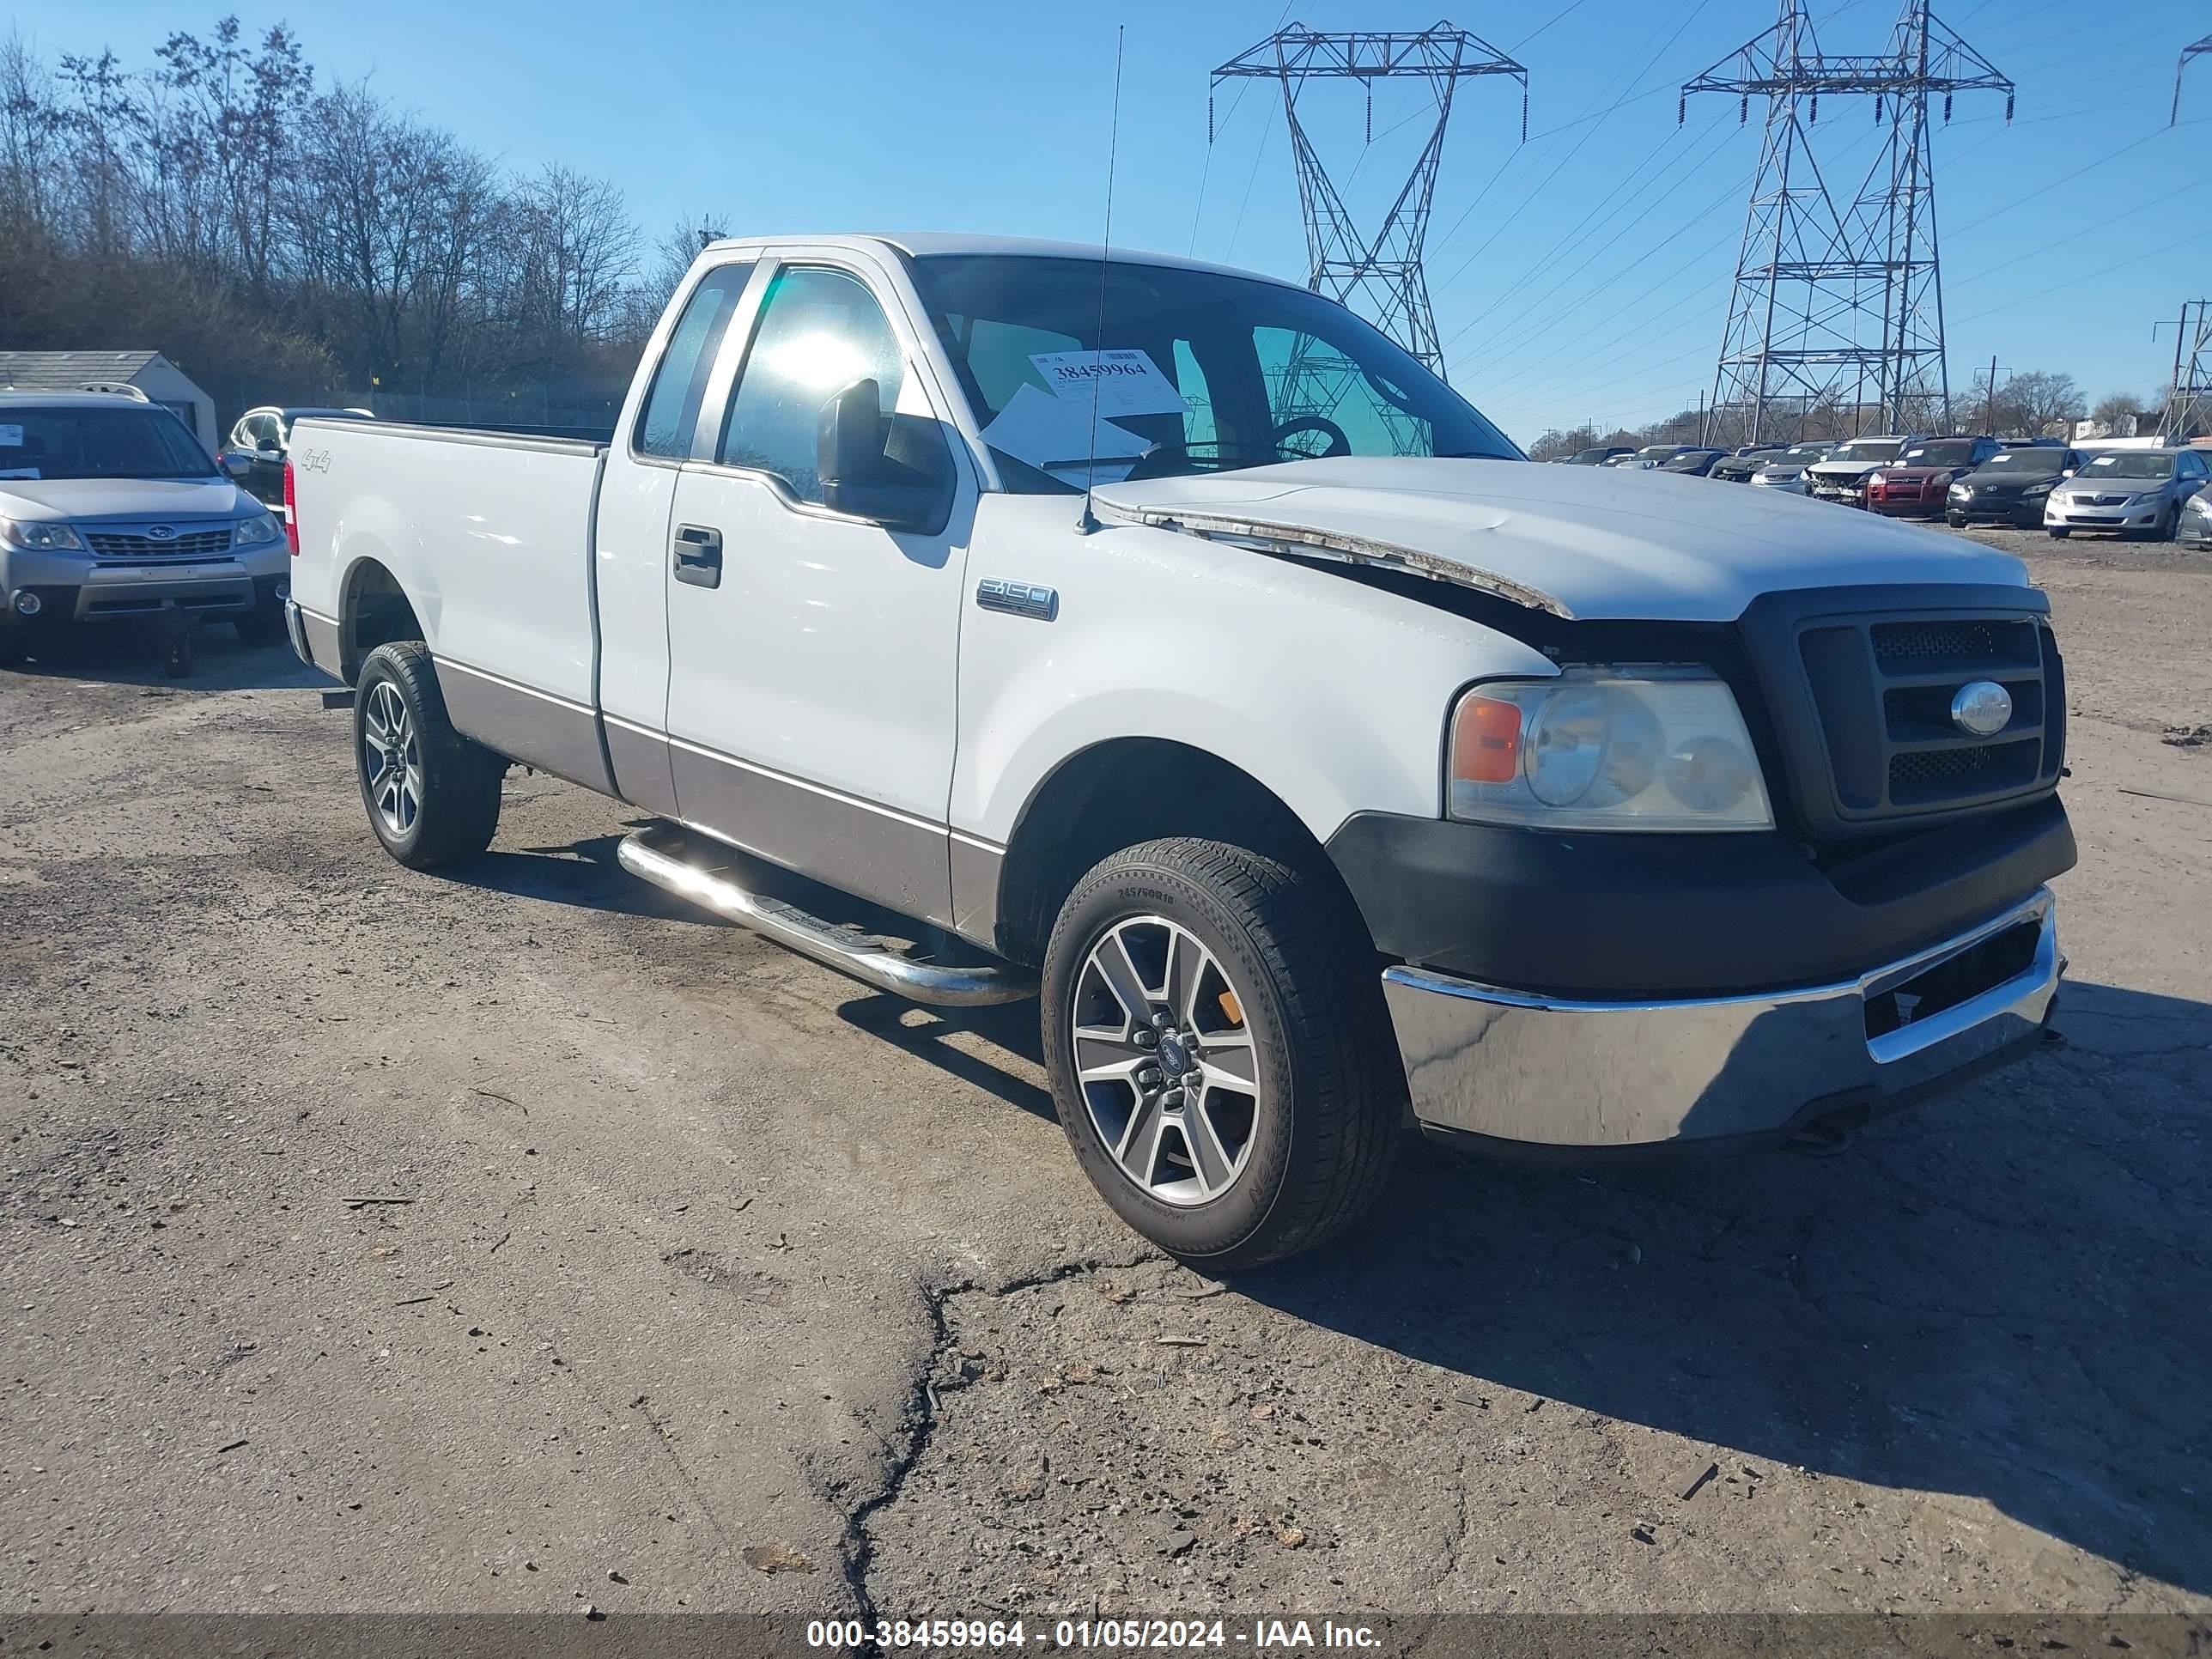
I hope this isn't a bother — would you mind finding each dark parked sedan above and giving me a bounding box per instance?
[1945,447,2085,528]
[1710,446,1785,483]
[221,404,374,510]
[1658,447,1729,477]
[1559,446,1636,465]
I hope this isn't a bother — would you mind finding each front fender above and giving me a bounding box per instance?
[951,504,1556,848]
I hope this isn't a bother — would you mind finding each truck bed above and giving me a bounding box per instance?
[287,416,614,790]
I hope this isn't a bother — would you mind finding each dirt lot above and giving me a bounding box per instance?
[1,524,2207,1623]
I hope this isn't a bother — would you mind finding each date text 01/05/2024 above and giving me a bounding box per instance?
[805,1619,1383,1650]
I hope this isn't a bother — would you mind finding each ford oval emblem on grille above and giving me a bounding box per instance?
[1950,679,2013,738]
[145,525,176,540]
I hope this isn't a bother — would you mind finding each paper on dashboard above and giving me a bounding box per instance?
[979,383,1151,487]
[1026,349,1187,420]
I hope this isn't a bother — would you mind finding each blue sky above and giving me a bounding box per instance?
[12,0,2209,441]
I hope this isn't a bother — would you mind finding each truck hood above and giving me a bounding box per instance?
[1093,456,2027,623]
[0,477,252,524]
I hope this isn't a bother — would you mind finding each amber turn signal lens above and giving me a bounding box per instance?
[1451,694,1522,784]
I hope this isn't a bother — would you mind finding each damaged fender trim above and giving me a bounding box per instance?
[1095,500,1574,620]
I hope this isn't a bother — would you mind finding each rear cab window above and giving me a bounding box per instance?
[635,262,757,459]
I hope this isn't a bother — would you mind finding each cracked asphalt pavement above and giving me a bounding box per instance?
[1,526,2206,1620]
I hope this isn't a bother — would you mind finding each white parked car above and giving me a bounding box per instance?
[1,391,291,665]
[283,234,2074,1266]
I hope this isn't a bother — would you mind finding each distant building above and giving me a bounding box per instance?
[0,350,216,451]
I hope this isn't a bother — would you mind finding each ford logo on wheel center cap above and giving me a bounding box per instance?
[1950,679,2013,738]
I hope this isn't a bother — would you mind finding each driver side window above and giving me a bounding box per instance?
[720,266,906,505]
[1252,326,1438,458]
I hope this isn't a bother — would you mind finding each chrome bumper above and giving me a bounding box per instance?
[1381,888,2060,1149]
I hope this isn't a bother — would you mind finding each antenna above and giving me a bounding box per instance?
[1075,25,1125,538]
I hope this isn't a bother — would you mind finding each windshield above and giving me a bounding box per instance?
[907,255,1520,492]
[1781,444,1830,460]
[0,405,217,481]
[2080,452,2174,479]
[1900,441,1975,467]
[1636,446,1680,459]
[1978,450,2067,474]
[1662,450,1718,470]
[1831,439,1903,464]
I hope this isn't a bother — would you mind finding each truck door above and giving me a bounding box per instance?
[592,256,761,815]
[662,253,974,926]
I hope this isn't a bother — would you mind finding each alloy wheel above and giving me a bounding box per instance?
[1069,915,1260,1206]
[362,680,423,840]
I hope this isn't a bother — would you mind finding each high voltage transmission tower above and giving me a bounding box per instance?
[1211,23,1527,384]
[1682,0,2012,445]
[2159,300,2212,440]
[2179,30,2211,124]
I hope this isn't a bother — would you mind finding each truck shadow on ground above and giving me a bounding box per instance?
[1229,977,2212,1597]
[843,974,2206,1591]
[0,618,327,692]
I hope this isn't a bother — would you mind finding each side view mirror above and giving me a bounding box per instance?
[220,450,254,479]
[817,379,953,535]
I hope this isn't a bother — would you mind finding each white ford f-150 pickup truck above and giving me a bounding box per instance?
[285,233,2072,1267]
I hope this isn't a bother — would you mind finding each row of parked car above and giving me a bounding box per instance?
[1558,436,2212,544]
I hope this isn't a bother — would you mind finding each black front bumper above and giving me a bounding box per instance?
[1326,793,2075,1000]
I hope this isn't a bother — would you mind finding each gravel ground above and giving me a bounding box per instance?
[0,523,2206,1621]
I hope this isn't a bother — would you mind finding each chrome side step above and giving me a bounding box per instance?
[616,824,1036,1007]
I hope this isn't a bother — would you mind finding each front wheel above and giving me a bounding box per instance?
[2047,527,2071,539]
[1039,838,1401,1269]
[353,641,505,868]
[1946,512,1968,528]
[2157,505,2180,543]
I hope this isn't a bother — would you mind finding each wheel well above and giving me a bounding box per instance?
[993,739,1365,968]
[339,559,422,683]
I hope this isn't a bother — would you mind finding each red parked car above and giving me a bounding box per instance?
[1864,435,2002,518]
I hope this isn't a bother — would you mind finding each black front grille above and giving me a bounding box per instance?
[1869,618,2037,672]
[85,527,234,559]
[1790,608,2064,826]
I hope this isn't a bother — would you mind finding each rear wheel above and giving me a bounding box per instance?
[353,641,505,868]
[1040,837,1401,1269]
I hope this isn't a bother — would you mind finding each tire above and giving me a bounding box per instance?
[0,627,25,668]
[2047,528,2070,539]
[1039,837,1402,1270]
[1945,512,1968,528]
[2158,505,2180,543]
[352,641,505,869]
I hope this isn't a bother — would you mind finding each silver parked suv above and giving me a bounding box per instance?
[0,391,289,665]
[2045,447,2210,541]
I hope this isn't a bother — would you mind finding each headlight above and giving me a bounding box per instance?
[0,517,85,551]
[2021,480,2053,496]
[1448,668,1773,832]
[231,513,283,547]
[1866,472,1887,487]
[1948,483,1969,497]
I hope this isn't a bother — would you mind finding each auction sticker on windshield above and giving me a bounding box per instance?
[1027,349,1185,419]
[0,425,24,447]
